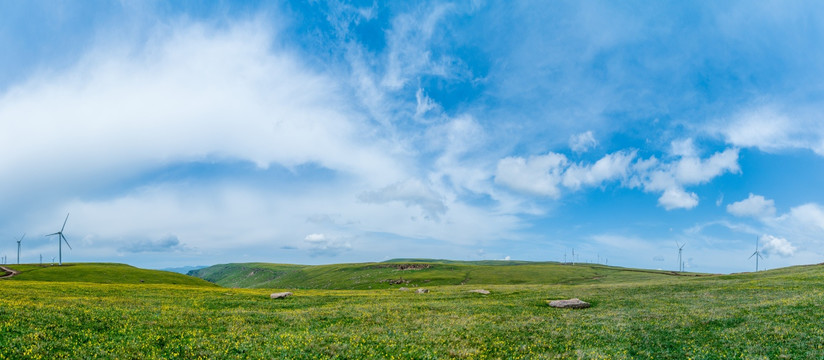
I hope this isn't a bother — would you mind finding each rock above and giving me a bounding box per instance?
[270,292,293,299]
[398,287,410,291]
[548,298,590,309]
[468,289,490,295]
[415,288,429,294]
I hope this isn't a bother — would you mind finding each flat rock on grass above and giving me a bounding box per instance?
[468,289,490,295]
[270,292,293,299]
[398,287,410,291]
[548,298,590,309]
[415,288,429,294]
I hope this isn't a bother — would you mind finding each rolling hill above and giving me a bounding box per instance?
[3,263,216,286]
[188,259,705,289]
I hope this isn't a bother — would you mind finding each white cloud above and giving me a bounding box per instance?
[303,233,352,257]
[0,19,405,210]
[658,188,699,210]
[495,142,737,211]
[358,178,447,220]
[381,3,458,90]
[786,203,824,231]
[562,150,636,190]
[672,148,741,186]
[495,152,567,198]
[718,105,824,156]
[495,150,637,198]
[569,131,597,152]
[760,234,795,258]
[118,235,187,253]
[415,88,441,120]
[630,144,740,210]
[727,193,776,219]
[670,138,697,158]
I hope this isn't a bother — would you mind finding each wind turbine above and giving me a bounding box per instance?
[46,213,72,266]
[16,234,25,264]
[749,236,764,272]
[675,241,686,272]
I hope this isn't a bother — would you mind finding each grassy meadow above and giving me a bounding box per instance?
[1,262,824,359]
[187,260,688,289]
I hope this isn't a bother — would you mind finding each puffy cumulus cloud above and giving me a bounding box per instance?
[562,150,636,190]
[658,188,699,210]
[495,151,636,198]
[785,203,824,231]
[569,131,597,153]
[0,18,404,209]
[358,178,447,220]
[727,193,776,219]
[631,146,740,210]
[495,152,568,198]
[717,105,824,156]
[303,233,351,257]
[760,234,795,258]
[496,140,738,211]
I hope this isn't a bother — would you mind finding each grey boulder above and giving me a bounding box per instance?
[548,298,590,309]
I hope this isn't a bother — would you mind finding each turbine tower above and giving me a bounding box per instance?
[16,234,25,264]
[46,213,72,266]
[675,241,686,272]
[749,236,764,272]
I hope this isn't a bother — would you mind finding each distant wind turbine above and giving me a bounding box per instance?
[46,213,72,266]
[16,234,25,264]
[675,241,686,272]
[749,236,764,272]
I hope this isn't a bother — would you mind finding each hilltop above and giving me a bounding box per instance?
[188,259,705,289]
[2,263,216,286]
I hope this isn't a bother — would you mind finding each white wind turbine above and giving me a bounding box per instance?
[46,213,72,266]
[675,241,686,272]
[16,234,25,264]
[749,236,764,272]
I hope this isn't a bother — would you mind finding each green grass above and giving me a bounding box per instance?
[2,263,824,359]
[189,260,697,289]
[4,263,215,286]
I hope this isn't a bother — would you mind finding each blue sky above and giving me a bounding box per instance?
[2,1,824,273]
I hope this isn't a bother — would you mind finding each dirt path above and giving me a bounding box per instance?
[0,266,20,279]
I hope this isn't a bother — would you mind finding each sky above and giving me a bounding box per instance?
[2,1,824,273]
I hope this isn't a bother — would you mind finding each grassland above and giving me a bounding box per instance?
[2,261,824,359]
[188,260,690,289]
[4,263,215,286]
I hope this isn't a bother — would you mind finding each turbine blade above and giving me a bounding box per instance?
[61,213,70,232]
[62,234,72,250]
[748,252,756,259]
[46,232,59,237]
[20,233,25,242]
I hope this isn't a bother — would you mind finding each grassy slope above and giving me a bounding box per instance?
[3,263,216,286]
[189,260,692,289]
[1,264,823,359]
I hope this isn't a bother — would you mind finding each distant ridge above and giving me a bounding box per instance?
[189,259,701,290]
[160,265,208,274]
